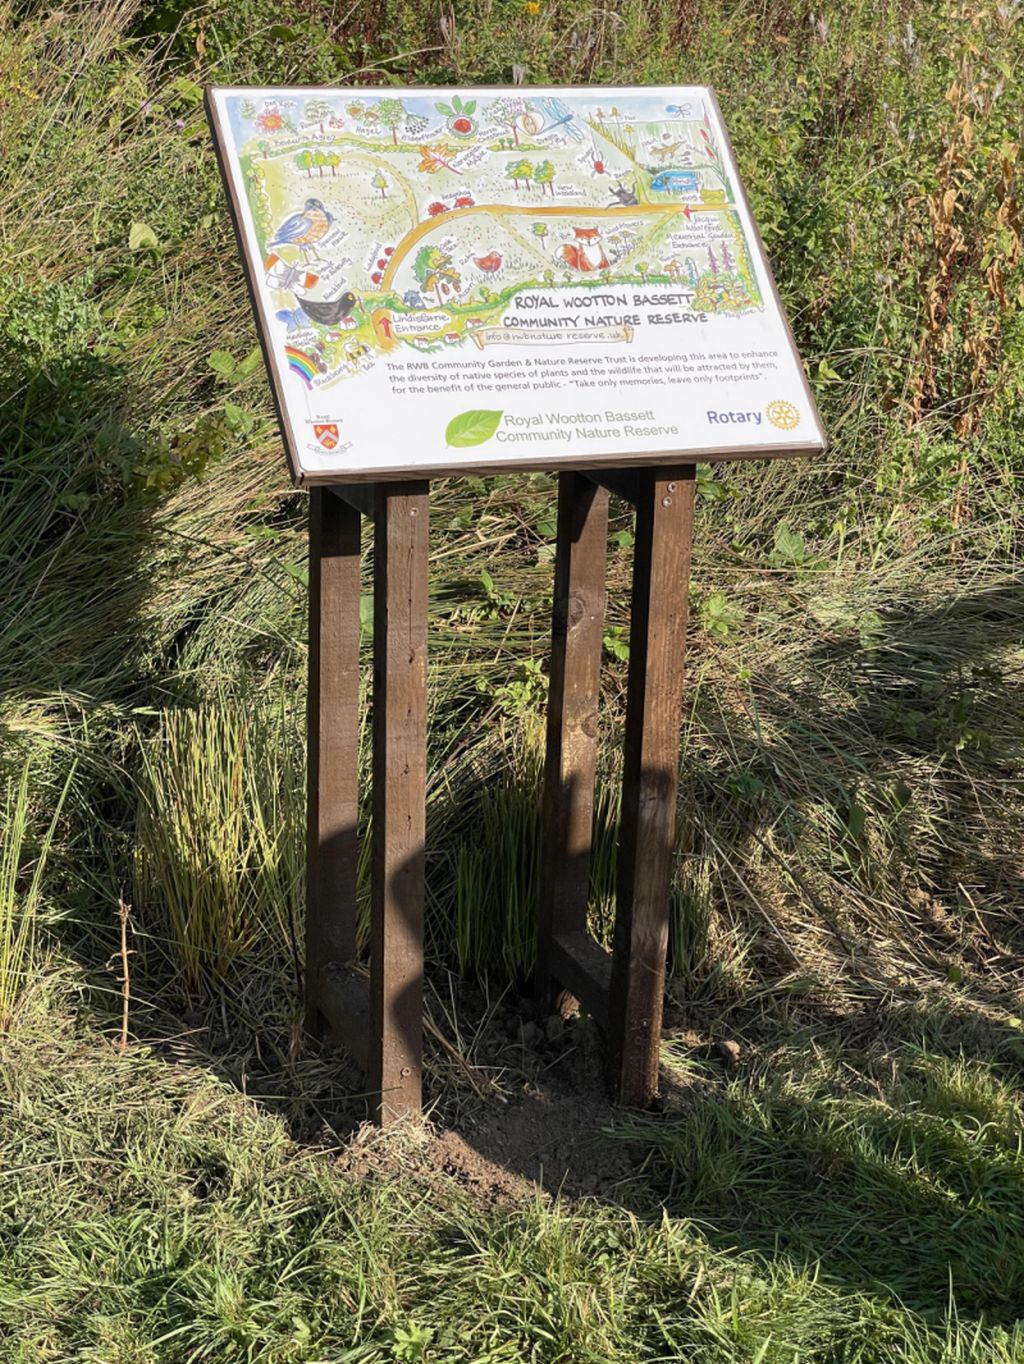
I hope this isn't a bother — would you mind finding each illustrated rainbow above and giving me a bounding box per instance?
[286,345,318,388]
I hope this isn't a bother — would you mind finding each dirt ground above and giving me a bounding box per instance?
[328,995,706,1207]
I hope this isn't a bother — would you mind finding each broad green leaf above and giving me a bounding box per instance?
[463,100,476,115]
[170,76,202,105]
[208,350,236,376]
[445,409,502,448]
[773,523,806,564]
[128,221,158,251]
[846,803,866,839]
[236,345,263,378]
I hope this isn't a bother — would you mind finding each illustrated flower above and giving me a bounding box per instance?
[257,110,284,131]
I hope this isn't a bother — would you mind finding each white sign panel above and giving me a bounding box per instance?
[207,85,825,483]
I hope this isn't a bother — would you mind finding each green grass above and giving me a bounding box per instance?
[4,997,1024,1361]
[1,0,1023,1358]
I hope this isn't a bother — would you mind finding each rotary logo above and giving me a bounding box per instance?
[765,400,800,431]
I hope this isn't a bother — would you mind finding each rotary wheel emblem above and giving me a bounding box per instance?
[766,400,800,431]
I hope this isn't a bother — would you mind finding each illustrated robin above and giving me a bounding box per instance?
[270,197,334,260]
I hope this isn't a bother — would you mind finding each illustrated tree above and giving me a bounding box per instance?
[305,98,333,134]
[326,151,340,177]
[533,160,555,197]
[256,139,272,160]
[414,245,461,307]
[506,158,533,191]
[376,98,406,145]
[314,150,327,178]
[636,261,649,282]
[295,149,313,178]
[490,95,530,146]
[240,99,256,121]
[532,222,548,247]
[371,169,388,200]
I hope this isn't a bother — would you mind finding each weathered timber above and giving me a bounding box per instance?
[369,480,429,1124]
[305,488,362,1034]
[536,473,610,1014]
[607,466,695,1107]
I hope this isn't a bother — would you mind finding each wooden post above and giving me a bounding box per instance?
[608,466,695,1106]
[305,487,362,1034]
[370,480,430,1124]
[536,473,609,1014]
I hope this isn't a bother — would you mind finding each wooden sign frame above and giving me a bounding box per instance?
[304,468,701,1122]
[206,84,824,1122]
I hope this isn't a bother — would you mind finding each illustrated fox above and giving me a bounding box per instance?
[560,226,610,272]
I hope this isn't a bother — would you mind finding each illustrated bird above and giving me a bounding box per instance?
[270,198,334,259]
[299,291,357,326]
[474,251,502,273]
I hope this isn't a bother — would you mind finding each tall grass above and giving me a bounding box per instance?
[133,693,303,992]
[0,763,69,1030]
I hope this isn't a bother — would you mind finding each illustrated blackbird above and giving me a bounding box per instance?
[270,198,334,259]
[300,292,357,326]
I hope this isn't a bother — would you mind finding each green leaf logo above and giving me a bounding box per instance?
[445,409,503,448]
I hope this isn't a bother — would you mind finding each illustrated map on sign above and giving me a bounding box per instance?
[207,85,825,482]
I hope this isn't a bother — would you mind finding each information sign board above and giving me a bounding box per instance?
[207,85,825,482]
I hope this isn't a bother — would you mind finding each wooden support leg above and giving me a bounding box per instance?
[536,474,610,1015]
[370,480,429,1124]
[608,466,695,1107]
[305,488,362,1036]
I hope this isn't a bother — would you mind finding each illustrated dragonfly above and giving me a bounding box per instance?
[518,96,585,142]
